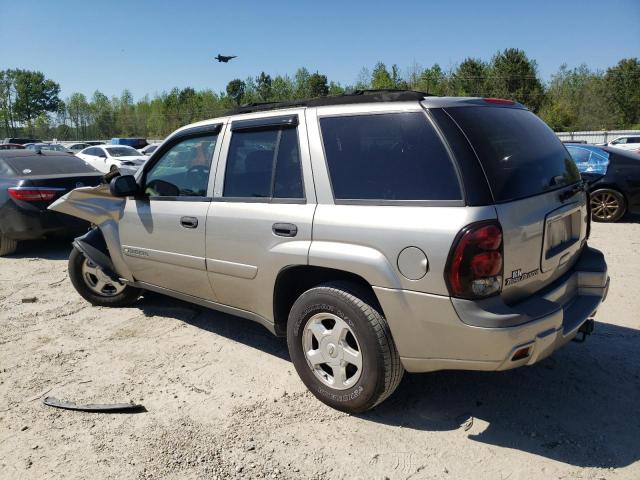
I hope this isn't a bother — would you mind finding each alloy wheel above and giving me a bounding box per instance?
[302,312,363,390]
[81,258,125,296]
[591,191,621,221]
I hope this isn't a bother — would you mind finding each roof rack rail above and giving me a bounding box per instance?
[226,89,433,115]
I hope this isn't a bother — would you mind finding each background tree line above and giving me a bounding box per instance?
[1,49,639,141]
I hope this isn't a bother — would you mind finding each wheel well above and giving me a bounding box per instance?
[272,265,382,337]
[590,184,627,205]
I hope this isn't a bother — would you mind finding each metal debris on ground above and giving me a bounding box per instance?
[43,396,146,413]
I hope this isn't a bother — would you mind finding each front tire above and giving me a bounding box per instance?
[287,282,404,413]
[590,188,626,222]
[68,248,141,307]
[0,235,18,256]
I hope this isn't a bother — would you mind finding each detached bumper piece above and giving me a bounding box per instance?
[43,396,146,413]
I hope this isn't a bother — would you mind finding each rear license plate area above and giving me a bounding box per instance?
[545,209,581,260]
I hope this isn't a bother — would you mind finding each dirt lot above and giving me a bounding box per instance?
[1,219,639,480]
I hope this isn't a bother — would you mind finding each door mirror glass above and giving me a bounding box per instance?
[109,175,139,197]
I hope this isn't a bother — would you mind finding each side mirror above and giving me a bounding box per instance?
[109,175,139,197]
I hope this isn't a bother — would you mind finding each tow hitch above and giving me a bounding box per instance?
[573,319,595,343]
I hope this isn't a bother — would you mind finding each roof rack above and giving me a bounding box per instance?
[226,89,432,115]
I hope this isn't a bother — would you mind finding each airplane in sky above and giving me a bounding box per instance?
[214,54,237,63]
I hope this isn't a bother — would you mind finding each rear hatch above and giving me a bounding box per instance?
[444,104,587,303]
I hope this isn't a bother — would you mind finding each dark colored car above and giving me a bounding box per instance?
[0,143,26,150]
[0,150,104,255]
[2,137,41,145]
[566,143,640,222]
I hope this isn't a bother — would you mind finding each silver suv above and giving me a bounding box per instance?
[50,91,609,413]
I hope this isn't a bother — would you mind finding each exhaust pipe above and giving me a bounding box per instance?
[572,319,595,343]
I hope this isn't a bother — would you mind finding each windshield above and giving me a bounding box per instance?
[106,146,139,157]
[446,106,581,202]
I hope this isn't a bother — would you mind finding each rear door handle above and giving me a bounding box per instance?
[272,223,298,237]
[180,216,198,229]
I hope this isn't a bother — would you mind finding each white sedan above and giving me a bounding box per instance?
[607,135,640,153]
[76,145,147,174]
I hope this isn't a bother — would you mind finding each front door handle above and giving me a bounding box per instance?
[272,223,298,237]
[180,216,198,229]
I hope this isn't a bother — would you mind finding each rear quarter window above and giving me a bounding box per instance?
[319,112,462,201]
[446,106,580,202]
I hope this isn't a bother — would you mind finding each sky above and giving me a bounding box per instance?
[1,0,639,100]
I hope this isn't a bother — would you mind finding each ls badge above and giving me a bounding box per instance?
[505,268,539,286]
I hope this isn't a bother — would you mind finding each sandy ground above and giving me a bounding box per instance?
[1,219,639,480]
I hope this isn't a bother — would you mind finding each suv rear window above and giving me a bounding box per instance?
[320,112,461,201]
[446,106,580,202]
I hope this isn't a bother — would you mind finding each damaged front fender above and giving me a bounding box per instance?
[48,184,133,281]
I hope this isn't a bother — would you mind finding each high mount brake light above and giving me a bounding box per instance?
[8,187,65,202]
[445,221,504,299]
[483,98,515,105]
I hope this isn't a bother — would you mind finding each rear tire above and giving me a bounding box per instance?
[590,188,626,222]
[68,248,141,307]
[0,236,18,256]
[287,281,404,413]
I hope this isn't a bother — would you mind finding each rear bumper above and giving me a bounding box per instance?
[374,246,608,373]
[1,204,90,240]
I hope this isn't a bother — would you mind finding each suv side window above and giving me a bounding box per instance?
[320,112,461,201]
[223,126,303,200]
[145,134,217,197]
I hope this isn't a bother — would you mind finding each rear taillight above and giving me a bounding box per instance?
[8,187,64,202]
[445,220,504,299]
